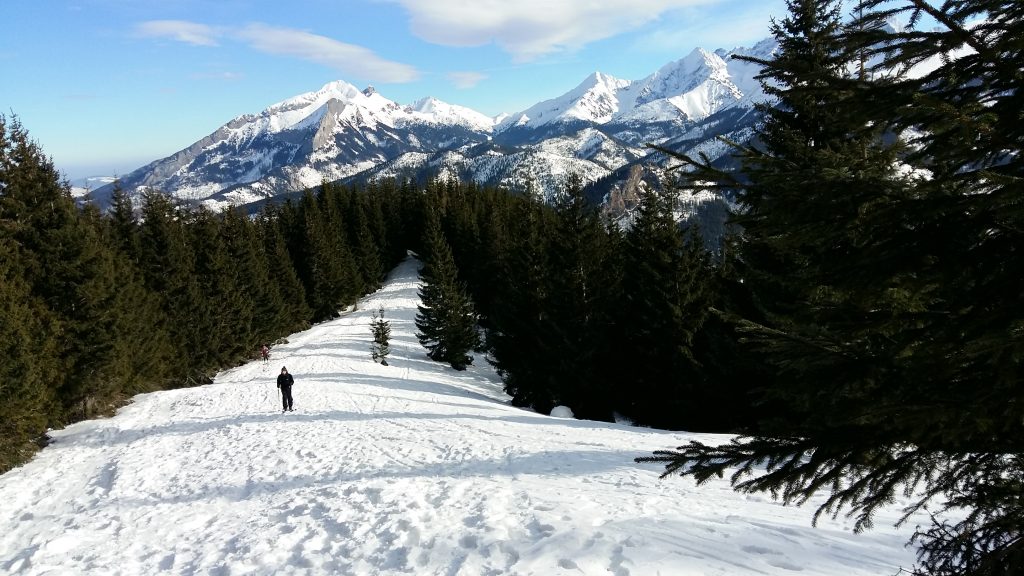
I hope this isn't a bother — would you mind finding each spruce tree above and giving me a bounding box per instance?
[485,189,558,412]
[80,203,175,398]
[138,190,207,384]
[108,180,141,263]
[298,189,359,321]
[471,194,512,318]
[351,195,384,293]
[259,209,311,333]
[544,174,619,420]
[370,307,391,365]
[415,203,480,371]
[375,178,411,266]
[0,118,61,455]
[641,0,1024,573]
[1,116,177,470]
[189,207,251,367]
[0,116,136,419]
[847,0,1024,571]
[617,183,712,429]
[0,231,59,472]
[686,234,768,432]
[219,208,272,347]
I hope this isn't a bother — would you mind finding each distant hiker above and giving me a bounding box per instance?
[277,366,295,412]
[260,344,270,363]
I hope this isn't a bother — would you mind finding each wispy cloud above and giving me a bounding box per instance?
[133,20,419,83]
[135,20,220,47]
[643,1,785,51]
[234,24,419,83]
[382,0,721,61]
[447,71,486,89]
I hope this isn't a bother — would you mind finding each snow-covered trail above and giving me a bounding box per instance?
[0,257,921,575]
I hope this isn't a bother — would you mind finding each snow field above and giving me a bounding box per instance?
[0,257,922,575]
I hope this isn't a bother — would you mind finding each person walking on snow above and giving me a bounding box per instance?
[260,344,270,363]
[277,367,295,412]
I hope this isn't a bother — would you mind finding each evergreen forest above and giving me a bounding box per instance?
[1,0,1020,573]
[1,116,752,478]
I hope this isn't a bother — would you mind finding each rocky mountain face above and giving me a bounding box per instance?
[92,38,776,227]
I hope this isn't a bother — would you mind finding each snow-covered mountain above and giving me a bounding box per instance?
[92,39,777,211]
[93,80,499,208]
[497,40,770,135]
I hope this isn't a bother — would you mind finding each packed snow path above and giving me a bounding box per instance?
[1,257,921,575]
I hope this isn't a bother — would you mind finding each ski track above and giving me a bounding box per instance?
[0,257,922,575]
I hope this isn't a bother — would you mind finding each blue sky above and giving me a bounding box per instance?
[2,0,788,180]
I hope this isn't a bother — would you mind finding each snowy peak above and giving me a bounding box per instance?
[276,79,365,109]
[617,48,741,122]
[272,80,421,128]
[266,80,365,120]
[569,71,633,121]
[498,41,769,132]
[219,80,390,141]
[728,37,778,61]
[718,38,777,105]
[255,81,494,134]
[498,71,632,130]
[405,97,497,132]
[644,48,731,99]
[410,96,443,114]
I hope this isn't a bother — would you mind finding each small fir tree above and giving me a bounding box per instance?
[370,307,391,365]
[415,203,480,371]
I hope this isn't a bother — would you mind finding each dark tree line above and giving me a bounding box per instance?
[412,177,761,431]
[1,114,767,479]
[0,125,413,472]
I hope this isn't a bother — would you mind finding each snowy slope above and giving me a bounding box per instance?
[1,258,925,575]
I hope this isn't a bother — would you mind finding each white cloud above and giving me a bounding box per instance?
[134,20,419,84]
[382,0,720,61]
[447,71,486,89]
[234,24,420,83]
[135,20,220,47]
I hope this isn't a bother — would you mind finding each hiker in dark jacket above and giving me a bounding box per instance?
[277,367,295,412]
